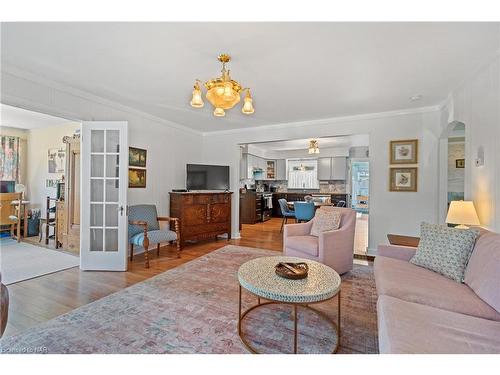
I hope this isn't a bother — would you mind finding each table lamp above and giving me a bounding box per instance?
[446,201,480,229]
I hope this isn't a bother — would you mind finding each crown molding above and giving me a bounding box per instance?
[1,64,202,136]
[201,104,444,137]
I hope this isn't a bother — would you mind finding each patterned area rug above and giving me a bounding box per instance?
[0,245,378,354]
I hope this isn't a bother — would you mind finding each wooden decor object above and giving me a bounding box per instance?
[169,192,232,245]
[275,262,309,280]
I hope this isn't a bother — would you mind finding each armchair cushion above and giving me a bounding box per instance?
[310,209,341,236]
[128,205,160,239]
[285,235,319,257]
[130,229,177,246]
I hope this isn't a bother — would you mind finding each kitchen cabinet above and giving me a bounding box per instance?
[265,160,276,180]
[317,157,347,180]
[332,157,347,180]
[276,159,287,180]
[318,158,332,180]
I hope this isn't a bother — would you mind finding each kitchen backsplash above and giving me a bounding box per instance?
[240,178,347,193]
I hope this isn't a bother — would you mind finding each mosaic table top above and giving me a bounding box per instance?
[238,256,341,303]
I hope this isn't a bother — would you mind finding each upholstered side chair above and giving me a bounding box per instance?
[283,207,357,275]
[128,204,181,268]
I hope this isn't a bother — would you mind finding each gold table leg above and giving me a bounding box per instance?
[293,305,298,354]
[238,286,340,354]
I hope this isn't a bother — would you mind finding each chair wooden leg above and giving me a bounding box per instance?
[144,243,149,268]
[130,244,134,261]
[45,221,49,245]
[157,243,160,257]
[280,216,285,233]
[176,240,181,259]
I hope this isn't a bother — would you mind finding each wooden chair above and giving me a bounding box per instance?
[39,196,58,246]
[0,192,22,240]
[128,205,181,268]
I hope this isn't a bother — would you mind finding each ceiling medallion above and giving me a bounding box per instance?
[190,54,254,117]
[308,139,320,154]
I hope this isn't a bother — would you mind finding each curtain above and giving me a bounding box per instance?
[287,159,319,189]
[0,136,20,182]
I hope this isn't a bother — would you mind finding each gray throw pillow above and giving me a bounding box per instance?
[410,222,479,282]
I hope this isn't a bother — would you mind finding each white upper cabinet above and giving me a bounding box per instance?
[331,157,347,180]
[276,159,287,180]
[317,157,347,180]
[318,157,332,180]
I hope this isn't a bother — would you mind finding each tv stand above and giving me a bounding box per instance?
[169,191,232,245]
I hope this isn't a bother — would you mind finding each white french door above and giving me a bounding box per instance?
[80,121,128,271]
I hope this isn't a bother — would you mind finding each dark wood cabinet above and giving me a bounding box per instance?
[240,191,261,224]
[169,192,232,245]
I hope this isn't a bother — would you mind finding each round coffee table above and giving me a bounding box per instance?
[237,256,341,354]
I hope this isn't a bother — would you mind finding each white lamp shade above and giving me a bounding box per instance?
[446,201,480,226]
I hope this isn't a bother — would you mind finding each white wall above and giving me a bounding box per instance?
[26,123,80,212]
[447,141,465,194]
[1,69,204,218]
[450,52,500,232]
[202,109,443,251]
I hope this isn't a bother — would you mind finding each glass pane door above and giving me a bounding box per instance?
[81,121,128,271]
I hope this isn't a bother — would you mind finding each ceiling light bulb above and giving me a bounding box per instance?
[190,82,204,108]
[242,90,254,114]
[213,107,225,117]
[223,82,234,99]
[216,86,225,96]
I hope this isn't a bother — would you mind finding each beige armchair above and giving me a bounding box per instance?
[283,207,357,275]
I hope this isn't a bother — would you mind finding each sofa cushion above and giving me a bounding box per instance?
[377,295,500,353]
[285,235,319,257]
[465,230,500,314]
[409,222,479,282]
[310,209,341,237]
[374,256,500,321]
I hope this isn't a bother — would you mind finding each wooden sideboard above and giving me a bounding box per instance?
[169,192,232,245]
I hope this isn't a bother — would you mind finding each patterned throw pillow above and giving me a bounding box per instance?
[410,222,479,282]
[310,209,342,237]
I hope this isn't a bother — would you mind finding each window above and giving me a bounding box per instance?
[0,136,21,182]
[287,159,319,189]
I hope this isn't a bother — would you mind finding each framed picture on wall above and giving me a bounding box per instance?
[129,147,147,168]
[390,139,418,164]
[389,167,418,192]
[129,168,147,188]
[456,159,465,168]
[48,147,66,173]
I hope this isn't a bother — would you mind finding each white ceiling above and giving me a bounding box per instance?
[250,135,369,152]
[1,22,499,132]
[0,103,78,129]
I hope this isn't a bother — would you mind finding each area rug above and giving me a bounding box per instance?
[0,239,79,285]
[0,245,378,354]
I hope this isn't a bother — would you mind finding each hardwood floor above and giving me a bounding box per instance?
[3,217,369,338]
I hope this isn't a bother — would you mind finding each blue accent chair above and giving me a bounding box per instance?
[278,198,296,232]
[128,204,181,268]
[294,201,315,223]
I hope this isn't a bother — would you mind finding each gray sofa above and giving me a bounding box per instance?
[374,229,500,353]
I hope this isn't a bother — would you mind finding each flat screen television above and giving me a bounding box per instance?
[186,164,230,191]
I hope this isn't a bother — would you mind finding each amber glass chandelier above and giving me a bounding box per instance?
[190,54,254,117]
[308,139,320,154]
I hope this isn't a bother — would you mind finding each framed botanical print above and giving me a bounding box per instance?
[456,159,465,168]
[129,168,147,188]
[129,147,147,168]
[390,139,418,164]
[389,167,418,192]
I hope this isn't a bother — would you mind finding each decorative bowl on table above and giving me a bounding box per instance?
[275,262,309,280]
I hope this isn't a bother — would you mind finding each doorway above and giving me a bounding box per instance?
[350,159,369,256]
